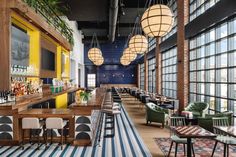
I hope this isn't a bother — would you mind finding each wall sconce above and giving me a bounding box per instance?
[131,74,134,77]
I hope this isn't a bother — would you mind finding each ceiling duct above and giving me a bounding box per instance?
[108,0,119,42]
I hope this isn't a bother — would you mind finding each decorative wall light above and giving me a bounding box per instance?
[141,2,174,37]
[129,16,148,54]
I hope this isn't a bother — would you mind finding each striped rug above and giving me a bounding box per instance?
[0,106,151,157]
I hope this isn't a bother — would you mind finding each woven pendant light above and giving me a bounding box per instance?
[123,48,137,61]
[141,4,174,37]
[129,34,148,54]
[120,57,131,66]
[93,57,104,66]
[88,48,102,61]
[88,33,104,66]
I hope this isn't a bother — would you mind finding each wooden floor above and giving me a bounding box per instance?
[121,94,170,157]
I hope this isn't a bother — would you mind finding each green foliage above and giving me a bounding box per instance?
[80,91,91,101]
[23,0,74,46]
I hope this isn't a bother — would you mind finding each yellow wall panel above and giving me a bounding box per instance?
[57,46,62,79]
[55,93,68,108]
[28,31,40,76]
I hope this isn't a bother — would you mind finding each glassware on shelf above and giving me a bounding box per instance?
[0,90,16,104]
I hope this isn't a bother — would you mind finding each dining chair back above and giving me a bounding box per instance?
[168,117,195,156]
[212,117,229,135]
[170,117,186,127]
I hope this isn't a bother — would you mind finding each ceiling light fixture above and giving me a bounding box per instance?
[141,0,174,37]
[129,16,148,54]
[88,33,104,66]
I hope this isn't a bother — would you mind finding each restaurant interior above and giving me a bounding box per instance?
[0,0,236,156]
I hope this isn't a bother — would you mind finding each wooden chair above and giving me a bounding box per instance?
[211,117,236,157]
[168,117,195,157]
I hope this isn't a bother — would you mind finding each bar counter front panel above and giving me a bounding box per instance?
[0,88,105,146]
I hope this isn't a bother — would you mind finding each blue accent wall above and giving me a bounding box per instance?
[84,37,138,87]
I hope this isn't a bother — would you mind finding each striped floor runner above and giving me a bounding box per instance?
[0,106,151,157]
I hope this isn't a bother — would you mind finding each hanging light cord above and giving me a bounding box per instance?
[90,33,101,49]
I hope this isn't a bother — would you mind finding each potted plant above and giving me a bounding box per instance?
[75,90,91,105]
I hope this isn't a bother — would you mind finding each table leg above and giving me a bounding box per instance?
[187,138,192,157]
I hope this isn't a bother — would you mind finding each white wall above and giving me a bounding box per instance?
[62,17,85,87]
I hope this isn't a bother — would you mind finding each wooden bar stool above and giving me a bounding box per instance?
[21,117,44,150]
[45,118,65,150]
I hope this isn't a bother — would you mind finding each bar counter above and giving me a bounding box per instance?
[0,88,105,146]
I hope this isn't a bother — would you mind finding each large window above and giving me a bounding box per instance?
[148,58,156,93]
[140,63,145,90]
[189,0,220,22]
[162,47,177,98]
[162,0,177,41]
[148,38,156,52]
[87,74,96,88]
[189,17,236,114]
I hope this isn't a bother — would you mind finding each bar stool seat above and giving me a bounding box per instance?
[21,117,44,150]
[45,118,66,150]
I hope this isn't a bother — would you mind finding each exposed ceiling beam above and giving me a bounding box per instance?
[77,21,108,29]
[82,36,108,44]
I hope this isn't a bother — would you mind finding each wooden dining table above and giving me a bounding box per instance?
[171,125,216,157]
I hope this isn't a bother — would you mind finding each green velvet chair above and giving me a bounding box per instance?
[198,111,233,132]
[145,102,169,128]
[183,102,209,117]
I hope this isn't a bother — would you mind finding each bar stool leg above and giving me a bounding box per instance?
[29,129,32,144]
[21,129,25,150]
[45,129,48,149]
[37,130,40,150]
[51,129,53,144]
[61,129,63,150]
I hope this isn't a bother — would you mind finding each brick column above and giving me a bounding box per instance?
[177,0,189,112]
[137,64,140,88]
[144,51,148,91]
[155,37,162,94]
